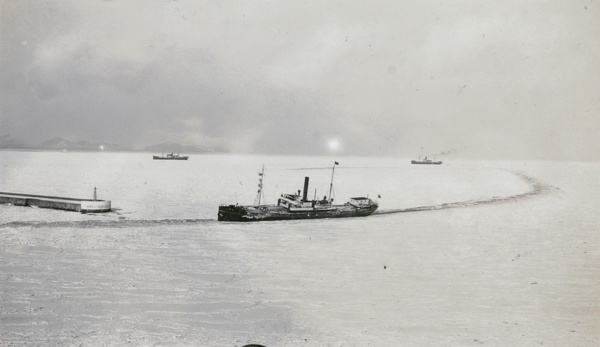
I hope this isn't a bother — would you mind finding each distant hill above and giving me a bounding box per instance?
[144,141,222,154]
[38,137,129,151]
[0,134,31,149]
[0,135,225,153]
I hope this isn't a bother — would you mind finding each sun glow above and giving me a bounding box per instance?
[328,139,340,151]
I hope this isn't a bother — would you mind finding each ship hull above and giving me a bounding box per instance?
[218,204,378,222]
[153,156,189,160]
[411,160,442,165]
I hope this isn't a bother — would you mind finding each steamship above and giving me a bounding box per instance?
[411,155,442,165]
[217,163,379,222]
[153,152,189,160]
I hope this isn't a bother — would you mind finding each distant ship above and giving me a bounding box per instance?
[218,163,379,222]
[153,152,189,160]
[411,155,442,165]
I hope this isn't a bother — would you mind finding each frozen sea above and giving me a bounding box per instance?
[0,151,598,346]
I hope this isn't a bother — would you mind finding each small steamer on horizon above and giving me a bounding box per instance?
[218,162,378,222]
[153,152,189,160]
[411,155,442,165]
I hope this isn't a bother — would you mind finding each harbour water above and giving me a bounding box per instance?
[0,151,598,346]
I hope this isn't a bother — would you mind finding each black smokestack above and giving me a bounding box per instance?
[302,177,309,201]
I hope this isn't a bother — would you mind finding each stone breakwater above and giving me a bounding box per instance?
[0,192,111,213]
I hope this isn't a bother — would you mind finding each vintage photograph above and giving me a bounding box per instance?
[1,1,599,346]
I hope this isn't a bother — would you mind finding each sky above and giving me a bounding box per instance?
[1,0,599,160]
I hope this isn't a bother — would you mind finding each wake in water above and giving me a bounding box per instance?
[0,218,214,229]
[0,171,555,229]
[376,171,555,215]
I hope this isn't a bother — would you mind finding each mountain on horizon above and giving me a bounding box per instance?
[0,135,224,153]
[143,141,222,154]
[0,134,31,149]
[38,137,129,151]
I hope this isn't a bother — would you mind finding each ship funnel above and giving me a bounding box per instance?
[302,177,309,201]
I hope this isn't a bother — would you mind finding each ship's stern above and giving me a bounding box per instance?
[218,205,252,221]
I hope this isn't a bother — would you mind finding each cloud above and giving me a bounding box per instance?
[1,1,599,160]
[267,25,350,88]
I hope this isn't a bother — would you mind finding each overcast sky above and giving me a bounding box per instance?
[1,0,599,160]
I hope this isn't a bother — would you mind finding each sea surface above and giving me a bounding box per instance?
[0,151,598,346]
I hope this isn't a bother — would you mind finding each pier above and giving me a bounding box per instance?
[0,189,111,213]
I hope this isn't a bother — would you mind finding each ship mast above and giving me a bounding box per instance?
[328,161,339,201]
[254,165,265,206]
